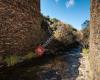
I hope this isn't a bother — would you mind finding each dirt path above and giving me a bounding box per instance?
[0,48,90,80]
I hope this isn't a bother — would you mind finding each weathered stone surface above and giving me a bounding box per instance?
[89,0,100,80]
[0,0,47,55]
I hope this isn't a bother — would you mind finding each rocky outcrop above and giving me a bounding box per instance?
[0,0,47,55]
[89,0,100,80]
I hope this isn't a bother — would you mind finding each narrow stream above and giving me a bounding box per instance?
[0,47,82,80]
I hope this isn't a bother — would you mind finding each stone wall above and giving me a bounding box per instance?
[0,0,47,55]
[89,0,100,79]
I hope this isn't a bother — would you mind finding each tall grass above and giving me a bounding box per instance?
[4,55,18,66]
[4,52,36,66]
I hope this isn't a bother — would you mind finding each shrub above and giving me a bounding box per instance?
[83,48,89,55]
[4,55,18,66]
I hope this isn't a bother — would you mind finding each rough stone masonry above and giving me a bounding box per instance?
[0,0,47,55]
[89,0,100,80]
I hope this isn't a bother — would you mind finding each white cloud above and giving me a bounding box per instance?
[55,0,59,3]
[66,0,75,8]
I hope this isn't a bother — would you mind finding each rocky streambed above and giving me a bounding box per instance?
[0,47,90,80]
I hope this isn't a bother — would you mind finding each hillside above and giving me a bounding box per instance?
[42,16,82,46]
[40,16,83,54]
[0,15,83,67]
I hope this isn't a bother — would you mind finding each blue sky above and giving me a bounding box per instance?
[41,0,90,30]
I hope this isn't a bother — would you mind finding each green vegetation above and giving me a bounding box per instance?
[3,52,36,66]
[4,55,18,66]
[81,20,90,49]
[24,52,36,59]
[83,48,89,55]
[42,15,81,46]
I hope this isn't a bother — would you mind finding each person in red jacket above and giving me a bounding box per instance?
[35,45,46,56]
